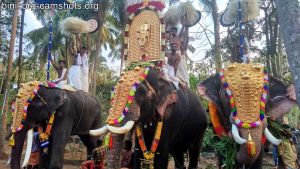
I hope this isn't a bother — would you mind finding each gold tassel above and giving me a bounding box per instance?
[9,134,15,146]
[39,133,49,142]
[247,133,256,156]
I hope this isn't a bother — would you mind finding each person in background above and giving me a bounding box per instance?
[51,59,68,87]
[79,46,89,92]
[81,140,105,169]
[121,140,133,169]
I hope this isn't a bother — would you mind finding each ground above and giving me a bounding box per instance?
[0,140,277,169]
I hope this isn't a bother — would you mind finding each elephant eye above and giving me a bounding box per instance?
[252,64,262,72]
[136,85,147,96]
[227,65,237,71]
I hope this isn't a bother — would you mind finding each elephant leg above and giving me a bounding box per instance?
[188,127,206,169]
[154,146,169,169]
[133,137,143,169]
[48,123,72,169]
[39,146,50,169]
[154,132,170,169]
[79,135,97,160]
[172,151,185,169]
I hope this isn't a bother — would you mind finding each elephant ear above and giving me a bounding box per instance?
[47,89,67,113]
[156,91,177,119]
[198,74,231,132]
[266,76,296,119]
[197,74,222,107]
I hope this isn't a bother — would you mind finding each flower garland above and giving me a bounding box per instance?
[12,84,41,132]
[107,67,150,125]
[219,68,269,129]
[10,82,54,146]
[136,121,163,160]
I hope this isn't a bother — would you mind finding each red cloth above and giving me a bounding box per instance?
[261,134,267,144]
[81,160,104,169]
[126,2,165,13]
[28,152,39,166]
[81,160,94,169]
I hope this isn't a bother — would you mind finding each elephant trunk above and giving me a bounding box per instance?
[235,125,263,165]
[10,128,28,169]
[106,134,124,169]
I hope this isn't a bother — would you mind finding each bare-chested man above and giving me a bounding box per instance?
[163,40,181,89]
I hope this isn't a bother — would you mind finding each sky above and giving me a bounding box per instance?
[24,9,42,34]
[22,0,229,73]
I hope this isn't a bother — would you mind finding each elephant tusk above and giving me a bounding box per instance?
[22,129,33,168]
[7,157,11,165]
[231,124,247,144]
[89,125,108,136]
[264,128,282,145]
[107,121,135,134]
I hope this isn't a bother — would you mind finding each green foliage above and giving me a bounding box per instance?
[267,118,292,140]
[95,81,118,125]
[286,106,300,128]
[214,136,237,169]
[202,127,215,152]
[202,127,237,169]
[189,73,201,93]
[0,88,17,125]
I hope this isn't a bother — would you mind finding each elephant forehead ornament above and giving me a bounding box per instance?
[106,67,150,125]
[11,81,43,134]
[10,81,56,147]
[220,63,269,156]
[220,63,269,129]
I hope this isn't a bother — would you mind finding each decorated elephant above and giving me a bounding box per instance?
[10,81,102,169]
[90,66,208,169]
[198,63,296,168]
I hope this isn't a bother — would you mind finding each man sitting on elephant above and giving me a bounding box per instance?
[51,58,68,88]
[163,39,181,89]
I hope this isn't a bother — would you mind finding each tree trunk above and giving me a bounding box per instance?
[211,0,221,71]
[0,0,3,92]
[90,0,109,94]
[277,30,283,77]
[17,0,28,88]
[0,0,20,157]
[275,0,300,106]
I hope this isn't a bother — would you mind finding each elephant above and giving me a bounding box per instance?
[10,83,102,169]
[90,67,208,169]
[197,63,296,169]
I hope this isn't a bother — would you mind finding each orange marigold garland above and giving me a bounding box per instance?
[136,121,163,160]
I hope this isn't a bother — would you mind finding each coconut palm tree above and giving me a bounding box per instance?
[17,0,28,87]
[0,0,20,158]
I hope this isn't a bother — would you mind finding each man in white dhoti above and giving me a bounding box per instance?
[51,59,68,88]
[162,41,182,89]
[79,47,89,92]
[68,52,82,90]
